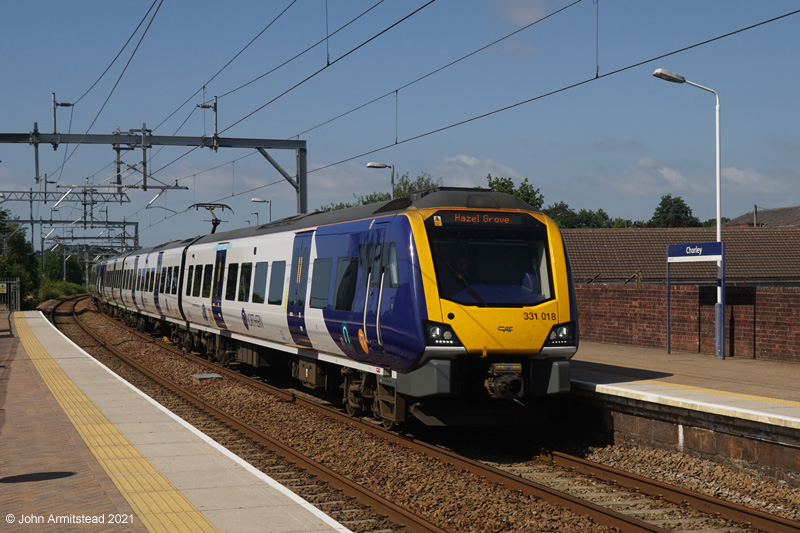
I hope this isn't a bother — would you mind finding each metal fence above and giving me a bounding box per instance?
[0,278,21,311]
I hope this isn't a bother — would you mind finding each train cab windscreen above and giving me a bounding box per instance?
[425,211,553,307]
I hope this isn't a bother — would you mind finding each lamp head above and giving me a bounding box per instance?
[653,68,685,84]
[366,162,388,169]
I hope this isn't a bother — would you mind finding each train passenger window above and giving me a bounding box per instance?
[202,264,213,298]
[225,264,238,301]
[252,262,268,304]
[238,263,252,302]
[160,267,167,293]
[268,261,286,305]
[334,257,358,311]
[225,263,239,301]
[164,267,172,295]
[310,258,332,309]
[150,268,156,293]
[171,266,179,294]
[192,266,203,297]
[186,266,194,296]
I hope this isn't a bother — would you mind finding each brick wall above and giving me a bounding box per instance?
[575,284,800,363]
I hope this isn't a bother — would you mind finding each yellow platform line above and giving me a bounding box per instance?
[15,312,218,533]
[573,367,800,409]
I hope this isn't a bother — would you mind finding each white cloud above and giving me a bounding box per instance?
[722,166,793,195]
[490,0,547,26]
[430,155,523,188]
[589,157,708,197]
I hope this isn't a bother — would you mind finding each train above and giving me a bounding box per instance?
[90,188,578,427]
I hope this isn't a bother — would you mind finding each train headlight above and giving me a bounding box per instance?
[424,320,461,346]
[544,321,576,346]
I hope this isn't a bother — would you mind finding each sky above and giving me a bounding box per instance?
[1,0,798,250]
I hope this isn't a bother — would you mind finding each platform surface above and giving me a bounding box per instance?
[572,340,800,430]
[0,311,349,533]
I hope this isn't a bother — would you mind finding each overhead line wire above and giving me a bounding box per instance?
[310,7,800,174]
[143,1,386,194]
[46,0,165,184]
[135,7,799,236]
[73,0,159,106]
[213,0,386,101]
[153,0,298,133]
[220,0,436,135]
[295,0,582,138]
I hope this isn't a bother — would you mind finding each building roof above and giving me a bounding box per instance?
[562,227,800,284]
[725,205,800,228]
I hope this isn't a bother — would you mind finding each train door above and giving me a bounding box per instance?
[360,222,390,355]
[287,232,313,347]
[131,256,140,310]
[211,244,229,329]
[153,252,164,315]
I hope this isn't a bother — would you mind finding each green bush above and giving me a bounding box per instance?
[39,279,87,302]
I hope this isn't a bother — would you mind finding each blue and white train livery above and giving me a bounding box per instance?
[91,188,578,426]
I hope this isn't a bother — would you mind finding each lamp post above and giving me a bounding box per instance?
[654,67,724,359]
[366,162,395,199]
[250,198,271,223]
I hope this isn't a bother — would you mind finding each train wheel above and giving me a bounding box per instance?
[345,399,363,417]
[381,418,397,431]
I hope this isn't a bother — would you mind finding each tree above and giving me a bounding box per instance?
[485,175,544,209]
[0,210,42,308]
[543,201,578,227]
[650,194,701,227]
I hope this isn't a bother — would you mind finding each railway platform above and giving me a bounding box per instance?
[570,341,800,484]
[0,310,349,533]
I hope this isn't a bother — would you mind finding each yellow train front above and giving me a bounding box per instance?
[396,189,578,426]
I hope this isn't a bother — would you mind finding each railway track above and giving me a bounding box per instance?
[49,296,800,532]
[51,295,442,533]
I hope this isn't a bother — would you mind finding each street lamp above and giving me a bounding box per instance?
[654,67,724,358]
[251,212,259,225]
[250,198,271,223]
[366,162,395,200]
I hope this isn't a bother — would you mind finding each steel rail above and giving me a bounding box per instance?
[541,450,800,533]
[58,296,446,533]
[83,297,799,533]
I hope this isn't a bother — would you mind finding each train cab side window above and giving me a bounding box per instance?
[268,261,286,305]
[186,266,194,296]
[192,266,203,297]
[333,257,358,311]
[387,243,399,288]
[310,258,332,309]
[238,263,252,302]
[252,262,268,304]
[225,264,238,301]
[202,264,213,298]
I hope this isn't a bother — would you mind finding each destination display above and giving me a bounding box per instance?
[431,211,528,228]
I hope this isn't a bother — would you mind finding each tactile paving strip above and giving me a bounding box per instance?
[15,312,218,532]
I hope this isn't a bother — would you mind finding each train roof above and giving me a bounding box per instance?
[187,188,538,247]
[108,188,540,257]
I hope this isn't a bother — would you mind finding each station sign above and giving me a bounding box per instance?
[667,242,723,263]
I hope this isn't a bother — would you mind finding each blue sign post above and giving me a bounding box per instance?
[667,242,725,359]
